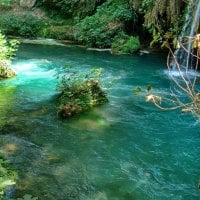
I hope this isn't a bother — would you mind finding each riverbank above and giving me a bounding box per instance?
[0,0,179,54]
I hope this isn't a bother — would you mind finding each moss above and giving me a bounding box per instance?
[0,60,16,80]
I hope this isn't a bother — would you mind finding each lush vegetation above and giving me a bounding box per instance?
[112,32,140,53]
[0,32,18,79]
[0,13,44,38]
[58,68,108,118]
[39,0,187,48]
[39,0,101,19]
[74,0,133,48]
[141,0,186,47]
[0,0,189,53]
[0,0,13,10]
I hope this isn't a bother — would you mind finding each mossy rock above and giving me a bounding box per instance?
[58,80,108,118]
[0,60,16,79]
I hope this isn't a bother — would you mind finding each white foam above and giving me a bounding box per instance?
[164,69,200,78]
[12,59,55,76]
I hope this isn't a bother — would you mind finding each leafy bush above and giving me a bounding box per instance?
[40,0,101,19]
[0,32,18,79]
[0,13,45,38]
[111,32,140,53]
[0,33,19,60]
[74,0,133,48]
[38,25,74,40]
[0,0,14,10]
[58,68,108,118]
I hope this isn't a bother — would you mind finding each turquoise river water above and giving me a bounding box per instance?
[0,43,200,200]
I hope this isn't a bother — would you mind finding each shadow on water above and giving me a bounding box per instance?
[0,43,200,200]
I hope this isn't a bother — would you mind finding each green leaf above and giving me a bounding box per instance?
[133,87,142,95]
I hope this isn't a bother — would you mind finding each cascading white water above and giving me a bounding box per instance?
[174,0,200,68]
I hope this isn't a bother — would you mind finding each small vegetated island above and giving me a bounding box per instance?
[58,68,108,118]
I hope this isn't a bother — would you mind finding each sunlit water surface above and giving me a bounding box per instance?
[0,44,200,200]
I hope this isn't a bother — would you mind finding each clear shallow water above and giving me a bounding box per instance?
[0,44,200,200]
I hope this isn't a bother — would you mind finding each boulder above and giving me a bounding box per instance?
[0,60,16,79]
[19,0,37,8]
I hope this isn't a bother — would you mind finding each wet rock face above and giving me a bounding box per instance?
[19,0,37,8]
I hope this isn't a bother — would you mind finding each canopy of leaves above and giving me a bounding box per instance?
[74,0,133,48]
[40,0,103,19]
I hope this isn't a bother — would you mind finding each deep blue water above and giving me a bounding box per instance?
[0,43,199,200]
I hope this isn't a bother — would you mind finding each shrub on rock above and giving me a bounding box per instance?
[58,68,108,118]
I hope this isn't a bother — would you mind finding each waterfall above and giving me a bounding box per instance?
[174,0,200,69]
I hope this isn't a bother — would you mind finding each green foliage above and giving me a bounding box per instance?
[39,25,74,40]
[0,32,18,79]
[111,32,140,53]
[141,0,155,11]
[0,152,18,198]
[0,33,19,60]
[40,0,100,19]
[0,13,45,38]
[0,0,14,10]
[75,0,133,48]
[58,67,108,118]
[142,0,186,46]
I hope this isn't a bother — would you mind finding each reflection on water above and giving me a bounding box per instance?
[0,44,200,200]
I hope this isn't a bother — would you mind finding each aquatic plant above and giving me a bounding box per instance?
[57,68,108,118]
[0,0,13,10]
